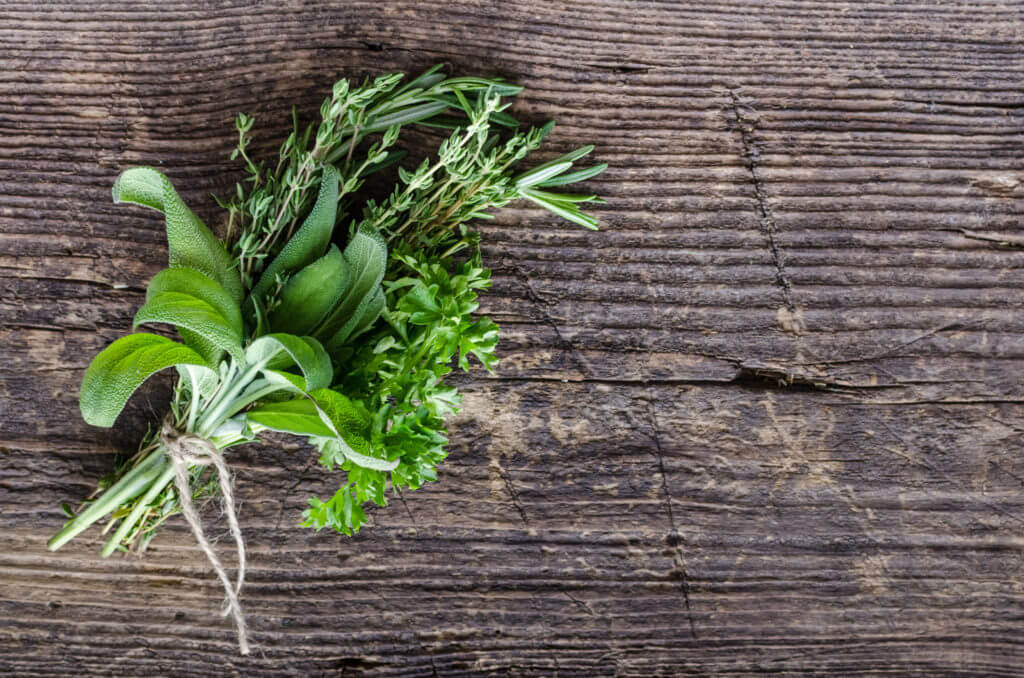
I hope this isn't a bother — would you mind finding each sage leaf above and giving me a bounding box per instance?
[244,398,335,438]
[245,333,331,392]
[346,285,385,342]
[208,417,253,445]
[145,267,244,364]
[245,389,396,472]
[133,291,245,363]
[80,333,210,427]
[177,363,220,399]
[112,167,243,305]
[147,268,243,333]
[262,369,308,393]
[322,283,385,354]
[307,388,383,469]
[269,244,352,336]
[250,164,340,304]
[177,328,225,366]
[314,223,386,350]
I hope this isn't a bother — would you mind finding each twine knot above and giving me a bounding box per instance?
[160,416,249,655]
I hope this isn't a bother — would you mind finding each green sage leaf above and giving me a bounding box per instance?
[307,389,396,472]
[112,167,242,305]
[322,283,385,354]
[314,223,387,350]
[80,333,210,427]
[250,164,340,304]
[268,244,351,336]
[133,291,245,363]
[245,389,396,472]
[245,333,331,392]
[177,363,220,399]
[176,328,224,366]
[147,268,242,333]
[307,389,376,460]
[346,285,385,343]
[262,369,308,393]
[244,397,335,438]
[145,267,243,364]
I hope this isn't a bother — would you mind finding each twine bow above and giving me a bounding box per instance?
[160,416,249,655]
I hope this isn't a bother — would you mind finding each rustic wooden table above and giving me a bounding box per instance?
[2,2,1023,675]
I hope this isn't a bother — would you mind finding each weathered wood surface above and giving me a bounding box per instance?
[2,1,1024,675]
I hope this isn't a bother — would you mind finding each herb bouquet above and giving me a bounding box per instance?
[47,66,604,652]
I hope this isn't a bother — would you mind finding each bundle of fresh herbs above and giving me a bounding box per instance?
[48,66,604,651]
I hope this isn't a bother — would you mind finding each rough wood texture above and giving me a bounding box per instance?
[2,1,1024,675]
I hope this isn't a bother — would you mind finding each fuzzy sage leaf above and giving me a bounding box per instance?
[249,164,341,305]
[133,286,245,364]
[112,167,243,305]
[244,333,332,392]
[268,244,352,336]
[80,333,211,427]
[313,223,387,354]
[141,267,244,364]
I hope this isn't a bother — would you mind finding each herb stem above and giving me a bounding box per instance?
[197,360,267,437]
[343,124,362,171]
[48,449,167,551]
[248,149,318,277]
[100,460,175,557]
[186,371,201,433]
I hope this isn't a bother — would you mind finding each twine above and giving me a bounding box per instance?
[160,416,250,655]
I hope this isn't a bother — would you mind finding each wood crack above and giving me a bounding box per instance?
[583,62,654,74]
[418,637,440,678]
[393,486,418,527]
[563,590,597,617]
[643,398,697,640]
[790,323,969,367]
[947,228,1024,249]
[506,261,592,379]
[485,264,547,529]
[485,366,903,392]
[727,89,795,312]
[902,98,1024,110]
[496,463,529,527]
[0,272,146,294]
[874,418,1024,529]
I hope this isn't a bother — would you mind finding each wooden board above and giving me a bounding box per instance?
[2,1,1024,674]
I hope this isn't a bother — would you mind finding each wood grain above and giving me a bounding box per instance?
[2,1,1023,675]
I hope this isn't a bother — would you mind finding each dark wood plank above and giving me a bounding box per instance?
[2,1,1023,675]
